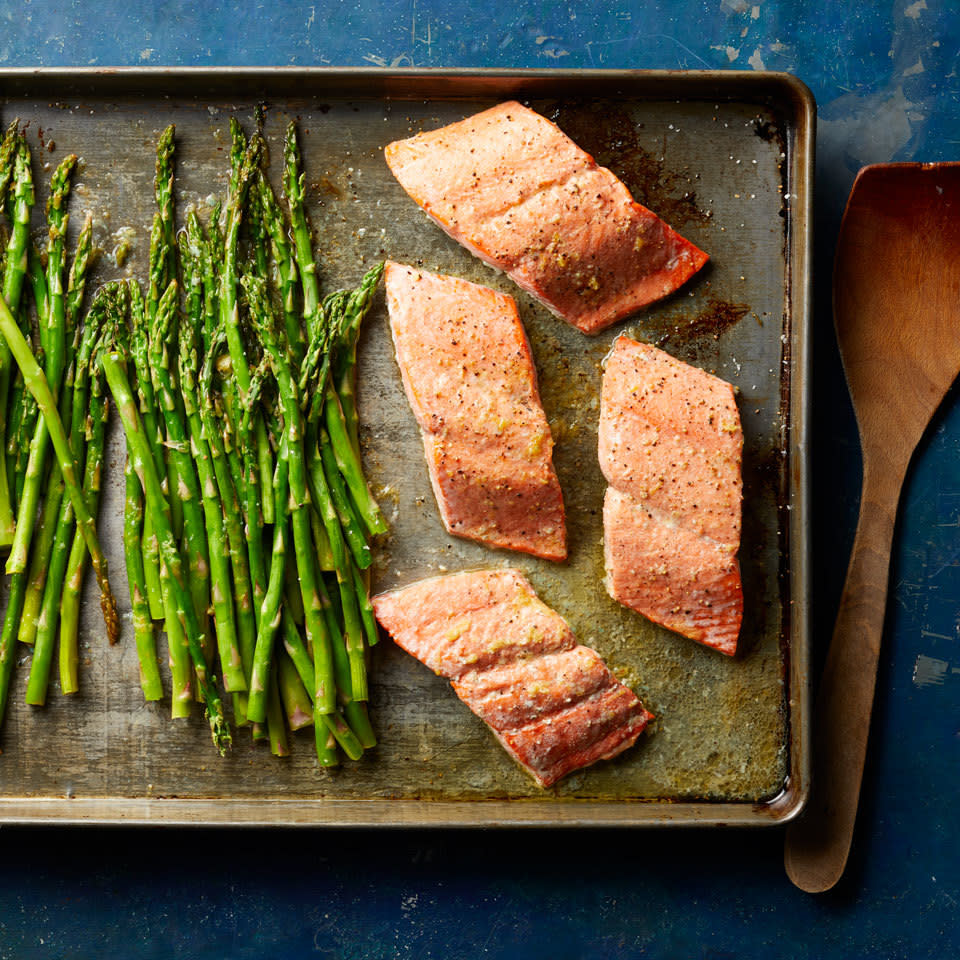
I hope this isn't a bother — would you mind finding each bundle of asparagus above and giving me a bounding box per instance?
[102,116,385,762]
[0,121,118,731]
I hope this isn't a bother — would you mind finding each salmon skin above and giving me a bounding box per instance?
[385,261,566,561]
[384,101,708,335]
[599,336,743,655]
[372,569,653,787]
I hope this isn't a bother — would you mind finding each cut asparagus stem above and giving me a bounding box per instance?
[315,706,339,768]
[318,571,376,750]
[246,451,290,725]
[266,668,290,758]
[26,487,78,704]
[0,573,28,733]
[354,562,380,648]
[279,609,365,761]
[122,459,163,701]
[17,469,64,647]
[277,646,313,732]
[162,552,193,719]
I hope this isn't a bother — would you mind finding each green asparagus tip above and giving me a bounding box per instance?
[156,124,175,170]
[46,154,78,217]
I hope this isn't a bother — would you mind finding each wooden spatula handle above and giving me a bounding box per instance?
[784,457,907,892]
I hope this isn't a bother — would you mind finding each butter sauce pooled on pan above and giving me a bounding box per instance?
[384,100,708,335]
[372,569,653,787]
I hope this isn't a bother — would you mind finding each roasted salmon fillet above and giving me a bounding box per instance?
[384,101,708,335]
[372,569,653,787]
[599,336,743,655]
[385,261,566,561]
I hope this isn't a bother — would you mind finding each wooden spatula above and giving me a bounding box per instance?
[784,162,960,893]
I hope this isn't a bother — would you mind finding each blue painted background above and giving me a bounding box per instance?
[0,2,958,957]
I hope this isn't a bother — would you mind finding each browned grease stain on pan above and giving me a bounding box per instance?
[640,297,751,350]
[546,99,711,230]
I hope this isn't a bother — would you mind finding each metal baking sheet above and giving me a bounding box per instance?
[0,69,812,826]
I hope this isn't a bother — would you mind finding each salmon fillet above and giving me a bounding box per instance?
[385,261,566,561]
[384,101,708,335]
[372,569,653,787]
[599,336,743,655]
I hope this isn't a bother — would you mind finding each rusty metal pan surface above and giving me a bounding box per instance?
[0,68,812,826]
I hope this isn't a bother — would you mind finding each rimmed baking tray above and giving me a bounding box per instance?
[0,68,812,826]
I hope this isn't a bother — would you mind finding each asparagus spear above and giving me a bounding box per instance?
[26,283,112,704]
[242,274,336,717]
[0,289,118,642]
[219,120,274,525]
[302,284,386,540]
[101,347,230,754]
[282,121,321,340]
[17,469,64,648]
[179,231,246,692]
[0,572,28,731]
[11,249,48,509]
[20,211,96,527]
[0,135,36,546]
[0,226,41,722]
[123,458,163,701]
[152,125,177,300]
[58,284,123,693]
[125,278,196,716]
[149,130,182,541]
[245,443,289,725]
[127,279,166,620]
[0,120,19,213]
[149,280,212,647]
[19,279,108,648]
[198,325,258,721]
[257,172,304,365]
[233,355,270,647]
[7,153,78,575]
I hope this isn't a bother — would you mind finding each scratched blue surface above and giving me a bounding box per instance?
[0,2,958,958]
